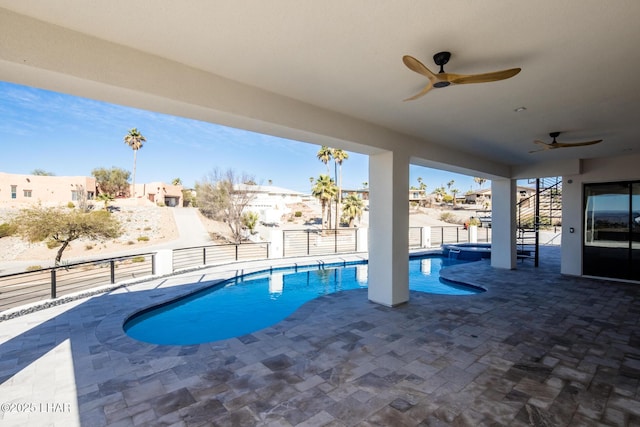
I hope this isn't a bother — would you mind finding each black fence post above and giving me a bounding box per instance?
[307,230,310,256]
[266,243,269,259]
[110,260,116,284]
[203,247,207,265]
[151,254,156,276]
[50,269,57,299]
[334,229,338,253]
[235,244,239,261]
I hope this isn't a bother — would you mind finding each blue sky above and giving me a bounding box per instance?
[0,81,481,193]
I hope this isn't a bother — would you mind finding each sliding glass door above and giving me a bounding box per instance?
[584,181,640,281]
[632,183,640,280]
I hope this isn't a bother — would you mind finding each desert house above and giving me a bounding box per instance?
[0,172,96,206]
[239,184,305,225]
[0,171,182,207]
[131,181,183,207]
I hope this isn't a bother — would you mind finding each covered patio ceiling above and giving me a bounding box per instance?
[1,1,640,178]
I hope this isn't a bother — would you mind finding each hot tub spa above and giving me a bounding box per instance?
[442,242,492,261]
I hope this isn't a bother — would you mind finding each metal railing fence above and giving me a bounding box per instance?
[172,242,269,271]
[282,228,358,257]
[1,225,491,313]
[0,253,154,312]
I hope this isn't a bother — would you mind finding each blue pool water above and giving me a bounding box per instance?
[124,256,482,345]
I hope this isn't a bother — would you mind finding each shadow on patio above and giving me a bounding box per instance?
[0,247,638,426]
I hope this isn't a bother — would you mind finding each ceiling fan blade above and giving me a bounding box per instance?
[533,140,549,146]
[450,68,521,85]
[403,82,434,101]
[529,148,549,154]
[554,139,603,148]
[402,55,438,81]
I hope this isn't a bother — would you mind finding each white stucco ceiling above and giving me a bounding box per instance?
[1,1,639,177]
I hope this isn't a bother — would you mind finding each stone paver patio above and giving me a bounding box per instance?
[0,246,639,426]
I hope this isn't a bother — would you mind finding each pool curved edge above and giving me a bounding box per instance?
[439,277,487,293]
[104,253,489,348]
[120,258,371,342]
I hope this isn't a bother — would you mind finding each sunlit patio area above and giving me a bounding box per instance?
[1,247,638,426]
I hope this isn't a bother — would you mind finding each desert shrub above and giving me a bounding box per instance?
[25,265,43,272]
[143,226,152,231]
[85,244,94,250]
[131,256,146,263]
[439,212,456,223]
[67,202,75,209]
[294,211,303,217]
[468,217,481,227]
[0,222,17,238]
[46,239,61,249]
[137,236,149,242]
[126,240,135,245]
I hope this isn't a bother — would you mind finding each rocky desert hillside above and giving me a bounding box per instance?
[0,204,178,265]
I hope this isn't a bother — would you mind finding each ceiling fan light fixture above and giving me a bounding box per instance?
[529,131,603,154]
[402,51,522,101]
[514,106,527,112]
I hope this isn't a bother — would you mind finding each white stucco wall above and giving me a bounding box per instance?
[562,152,640,276]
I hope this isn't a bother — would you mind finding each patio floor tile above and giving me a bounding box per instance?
[0,247,639,426]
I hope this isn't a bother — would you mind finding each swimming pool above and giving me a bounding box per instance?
[124,256,483,345]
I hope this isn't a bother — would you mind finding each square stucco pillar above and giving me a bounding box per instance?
[368,150,409,307]
[491,178,517,269]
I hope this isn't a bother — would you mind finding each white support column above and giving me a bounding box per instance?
[356,227,368,252]
[269,229,284,259]
[368,150,410,307]
[469,225,478,243]
[153,249,173,276]
[421,226,432,248]
[491,179,517,269]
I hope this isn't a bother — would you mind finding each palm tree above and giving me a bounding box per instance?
[418,177,427,192]
[123,128,147,197]
[446,179,455,195]
[311,174,336,229]
[473,177,487,189]
[172,177,182,186]
[341,193,364,227]
[451,188,460,206]
[332,148,349,204]
[433,186,446,202]
[316,146,333,175]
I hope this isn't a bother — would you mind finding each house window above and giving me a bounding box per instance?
[71,190,79,201]
[87,191,95,200]
[10,185,17,199]
[23,190,32,198]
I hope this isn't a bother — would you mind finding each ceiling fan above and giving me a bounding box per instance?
[402,51,521,101]
[529,132,603,154]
